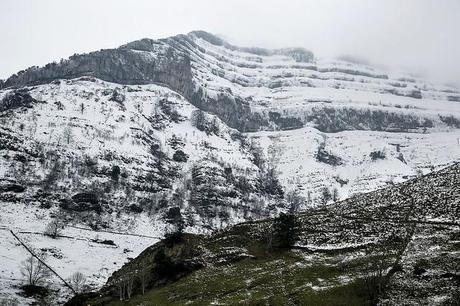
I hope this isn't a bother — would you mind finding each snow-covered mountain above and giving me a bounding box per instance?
[2,30,460,203]
[0,31,459,303]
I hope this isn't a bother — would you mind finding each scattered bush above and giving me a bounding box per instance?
[332,187,339,202]
[396,153,406,164]
[320,187,332,205]
[0,91,36,111]
[128,204,143,213]
[363,255,389,305]
[109,89,126,104]
[172,150,188,162]
[370,150,386,161]
[20,284,49,298]
[257,168,284,197]
[42,160,61,189]
[110,165,121,182]
[316,144,343,166]
[91,238,116,246]
[191,110,219,135]
[286,189,305,213]
[168,135,185,150]
[248,140,265,169]
[62,126,74,144]
[191,110,206,131]
[158,99,182,123]
[44,219,64,238]
[439,115,460,128]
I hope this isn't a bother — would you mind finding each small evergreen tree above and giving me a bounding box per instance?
[111,165,121,182]
[332,187,339,202]
[273,213,299,248]
[191,109,207,132]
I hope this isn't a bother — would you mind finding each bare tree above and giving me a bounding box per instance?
[126,273,134,300]
[267,138,283,169]
[45,219,64,238]
[117,278,125,301]
[320,186,332,205]
[116,272,135,301]
[21,255,51,286]
[63,125,73,144]
[69,271,86,293]
[363,254,388,305]
[42,158,61,189]
[256,138,285,197]
[286,188,305,213]
[138,264,150,295]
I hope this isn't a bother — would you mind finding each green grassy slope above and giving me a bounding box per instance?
[68,163,460,306]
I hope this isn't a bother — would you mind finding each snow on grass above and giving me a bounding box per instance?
[0,228,35,305]
[0,202,159,303]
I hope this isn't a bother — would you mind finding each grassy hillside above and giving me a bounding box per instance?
[68,163,460,305]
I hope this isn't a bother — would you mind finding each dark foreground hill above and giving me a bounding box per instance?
[67,163,459,305]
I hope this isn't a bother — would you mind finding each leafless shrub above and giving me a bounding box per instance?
[363,249,394,306]
[69,271,87,293]
[42,159,61,189]
[320,186,332,204]
[137,263,150,295]
[45,219,64,238]
[116,272,135,301]
[286,188,305,213]
[63,125,74,144]
[20,255,51,286]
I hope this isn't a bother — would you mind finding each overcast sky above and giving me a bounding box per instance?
[1,0,459,85]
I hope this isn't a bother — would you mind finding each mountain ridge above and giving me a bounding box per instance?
[3,31,460,133]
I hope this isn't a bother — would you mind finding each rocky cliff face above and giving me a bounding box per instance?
[2,43,194,98]
[4,31,460,133]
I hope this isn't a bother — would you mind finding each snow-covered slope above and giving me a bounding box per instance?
[0,78,274,303]
[0,77,282,230]
[0,31,459,303]
[253,127,460,202]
